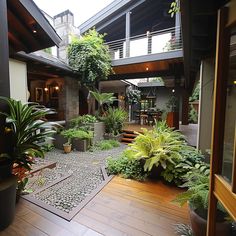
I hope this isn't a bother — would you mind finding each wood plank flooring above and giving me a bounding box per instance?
[0,177,189,236]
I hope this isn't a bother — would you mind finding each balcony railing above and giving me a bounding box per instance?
[105,27,182,60]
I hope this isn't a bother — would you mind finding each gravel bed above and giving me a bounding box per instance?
[26,145,126,214]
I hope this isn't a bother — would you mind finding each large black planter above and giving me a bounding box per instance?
[0,175,17,230]
[0,162,13,180]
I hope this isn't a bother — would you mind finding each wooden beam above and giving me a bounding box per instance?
[7,9,39,52]
[0,0,10,97]
[0,0,11,155]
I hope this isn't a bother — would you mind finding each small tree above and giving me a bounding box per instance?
[68,29,112,88]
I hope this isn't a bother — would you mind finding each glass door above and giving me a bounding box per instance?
[207,3,236,235]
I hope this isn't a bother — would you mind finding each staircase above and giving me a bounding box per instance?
[121,129,139,144]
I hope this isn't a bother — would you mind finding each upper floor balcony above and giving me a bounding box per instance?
[105,27,183,67]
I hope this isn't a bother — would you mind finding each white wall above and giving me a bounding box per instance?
[197,58,215,152]
[9,59,28,103]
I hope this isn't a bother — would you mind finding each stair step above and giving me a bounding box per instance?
[123,133,137,138]
[121,138,134,143]
[122,129,135,134]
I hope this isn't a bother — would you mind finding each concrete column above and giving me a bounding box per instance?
[181,89,189,125]
[63,77,79,122]
[125,12,131,58]
[197,58,215,152]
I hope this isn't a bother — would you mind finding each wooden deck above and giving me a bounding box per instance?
[0,177,189,236]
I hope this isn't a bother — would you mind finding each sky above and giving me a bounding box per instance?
[33,0,114,26]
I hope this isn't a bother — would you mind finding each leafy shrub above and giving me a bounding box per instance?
[188,105,198,124]
[70,115,97,128]
[61,128,93,144]
[126,88,141,105]
[161,148,204,186]
[102,107,128,135]
[68,29,112,87]
[130,125,187,172]
[90,140,120,151]
[107,149,148,181]
[41,143,55,152]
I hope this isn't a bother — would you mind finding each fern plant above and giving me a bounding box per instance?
[130,127,187,172]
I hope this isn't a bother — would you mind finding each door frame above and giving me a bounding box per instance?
[207,1,236,235]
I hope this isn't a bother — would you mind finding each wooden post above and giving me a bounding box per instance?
[0,0,11,154]
[181,89,189,125]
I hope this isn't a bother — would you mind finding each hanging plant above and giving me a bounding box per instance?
[126,88,141,105]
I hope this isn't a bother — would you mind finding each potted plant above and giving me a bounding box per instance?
[0,97,56,230]
[70,114,105,144]
[61,129,74,153]
[72,129,93,152]
[166,95,179,129]
[102,107,128,141]
[173,163,231,236]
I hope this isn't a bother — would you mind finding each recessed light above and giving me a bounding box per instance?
[172,89,175,93]
[146,67,149,71]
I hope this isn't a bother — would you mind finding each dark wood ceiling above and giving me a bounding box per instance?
[7,0,60,54]
[98,0,175,42]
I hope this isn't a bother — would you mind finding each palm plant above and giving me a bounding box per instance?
[102,107,128,135]
[90,90,116,115]
[0,97,57,170]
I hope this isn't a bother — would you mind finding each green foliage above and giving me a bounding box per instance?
[107,149,148,181]
[96,139,120,151]
[0,97,57,170]
[161,148,204,186]
[174,224,193,236]
[90,90,116,115]
[166,95,178,112]
[188,105,198,124]
[70,115,97,128]
[102,107,128,135]
[126,88,141,105]
[41,143,55,152]
[68,29,112,87]
[61,128,93,144]
[173,162,210,210]
[130,122,187,172]
[189,81,200,102]
[43,47,52,54]
[168,0,180,18]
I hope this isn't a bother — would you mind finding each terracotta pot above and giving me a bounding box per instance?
[189,207,231,236]
[63,143,72,153]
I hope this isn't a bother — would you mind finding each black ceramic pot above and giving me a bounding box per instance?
[0,161,13,180]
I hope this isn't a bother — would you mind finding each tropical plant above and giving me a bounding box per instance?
[70,114,97,128]
[68,29,112,88]
[107,149,148,181]
[41,143,55,153]
[0,97,57,170]
[102,107,128,135]
[161,147,204,186]
[98,140,120,150]
[189,81,200,102]
[90,90,116,115]
[61,128,93,144]
[166,95,178,112]
[126,88,141,105]
[173,162,214,212]
[168,0,180,18]
[130,125,187,172]
[188,105,198,124]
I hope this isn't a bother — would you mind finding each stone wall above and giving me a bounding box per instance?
[63,77,80,122]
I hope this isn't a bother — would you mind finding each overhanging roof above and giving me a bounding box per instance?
[8,0,61,53]
[79,0,175,42]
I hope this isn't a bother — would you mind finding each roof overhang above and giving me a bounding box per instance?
[180,0,228,91]
[8,0,61,54]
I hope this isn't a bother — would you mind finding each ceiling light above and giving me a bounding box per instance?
[146,67,149,71]
[172,89,175,93]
